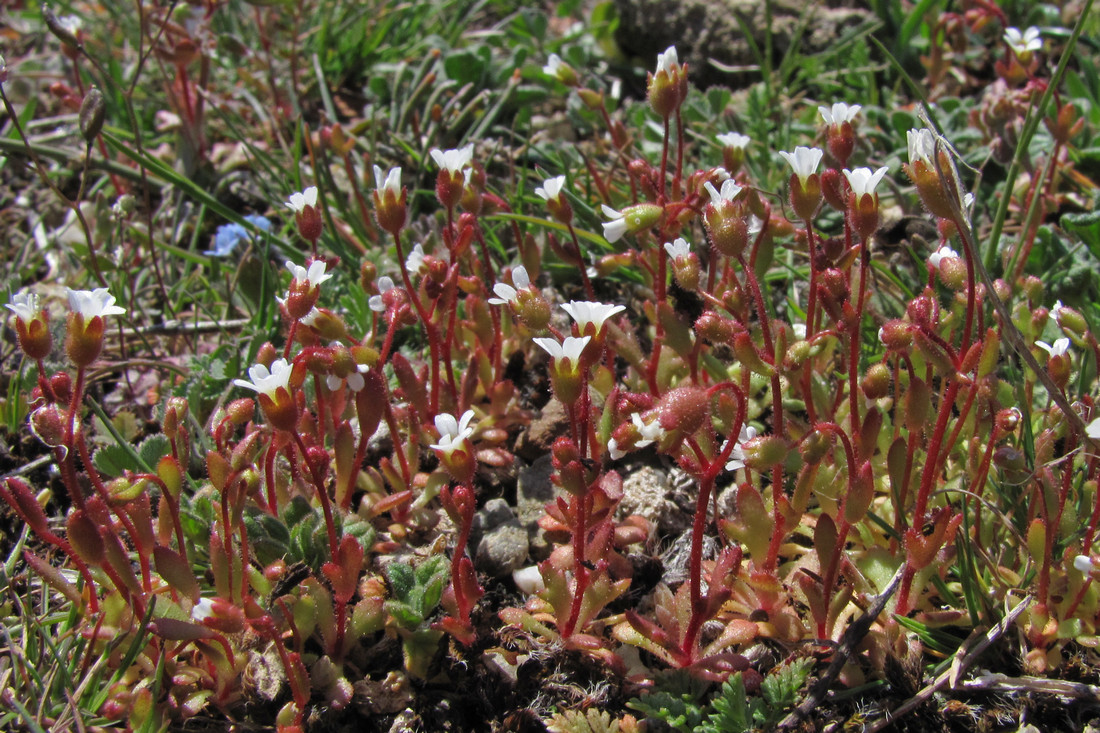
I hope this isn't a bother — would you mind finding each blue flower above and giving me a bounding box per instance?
[205,214,271,257]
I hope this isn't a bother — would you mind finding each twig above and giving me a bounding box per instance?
[954,673,1100,701]
[0,455,52,482]
[862,594,1033,732]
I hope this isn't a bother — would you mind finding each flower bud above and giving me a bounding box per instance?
[695,311,733,344]
[937,255,967,290]
[30,404,67,448]
[861,362,892,399]
[577,87,603,110]
[995,407,1021,434]
[515,290,551,331]
[741,435,788,471]
[800,428,834,464]
[552,437,588,496]
[656,386,709,437]
[79,87,105,144]
[1052,302,1088,337]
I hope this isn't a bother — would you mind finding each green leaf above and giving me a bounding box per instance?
[138,435,170,470]
[701,673,755,733]
[92,443,137,477]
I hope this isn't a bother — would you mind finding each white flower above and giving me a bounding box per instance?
[907,128,937,167]
[1088,417,1100,441]
[300,308,323,328]
[430,145,474,175]
[430,410,476,455]
[843,166,889,198]
[326,363,370,393]
[543,53,565,78]
[57,15,82,36]
[656,46,679,75]
[631,412,666,449]
[792,323,807,340]
[1074,555,1095,573]
[535,175,567,203]
[191,597,215,623]
[561,301,625,333]
[66,288,126,320]
[927,245,959,270]
[1052,300,1066,320]
[513,565,545,595]
[717,132,750,150]
[607,438,625,460]
[818,102,861,126]
[6,292,39,323]
[533,335,590,363]
[373,165,402,195]
[1035,338,1070,358]
[368,276,395,313]
[233,358,293,398]
[406,243,426,274]
[724,425,758,472]
[286,186,318,212]
[778,146,823,184]
[1004,26,1042,56]
[601,204,628,243]
[487,266,530,306]
[704,179,743,206]
[286,260,333,289]
[664,238,691,260]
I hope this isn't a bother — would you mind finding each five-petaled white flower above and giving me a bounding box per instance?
[488,266,530,306]
[656,46,679,75]
[368,276,395,313]
[67,288,126,320]
[561,301,625,334]
[704,179,743,206]
[1074,555,1095,573]
[6,292,39,323]
[907,128,937,167]
[430,410,476,456]
[1035,337,1070,358]
[286,186,318,213]
[843,166,889,198]
[724,425,758,472]
[373,164,402,195]
[664,238,691,260]
[430,145,474,175]
[286,260,333,289]
[533,335,590,364]
[234,358,293,399]
[1004,26,1042,56]
[778,146,823,184]
[535,175,567,203]
[601,204,628,243]
[717,132,750,150]
[818,102,861,127]
[927,245,959,270]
